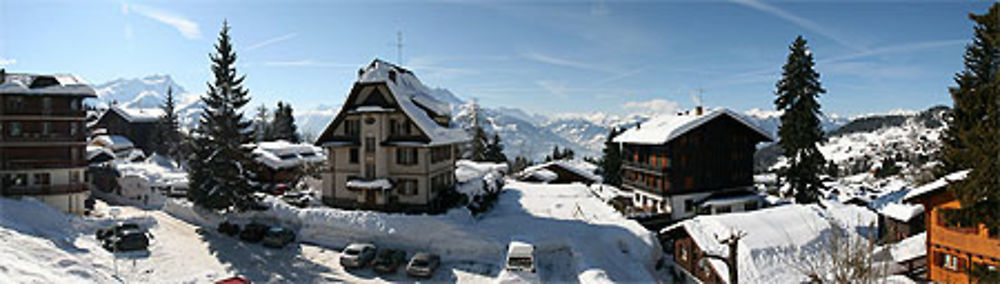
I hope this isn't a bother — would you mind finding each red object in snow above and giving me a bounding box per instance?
[215,276,251,284]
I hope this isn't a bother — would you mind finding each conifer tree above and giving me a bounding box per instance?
[600,127,623,186]
[939,4,1000,231]
[774,36,827,204]
[152,86,182,162]
[269,101,301,142]
[484,133,507,163]
[470,125,488,161]
[253,104,269,142]
[187,21,257,211]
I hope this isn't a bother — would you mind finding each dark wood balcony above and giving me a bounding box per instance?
[1,183,89,196]
[2,159,87,170]
[622,160,668,176]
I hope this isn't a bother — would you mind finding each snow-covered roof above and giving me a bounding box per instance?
[354,59,469,146]
[250,140,326,170]
[90,135,135,151]
[520,160,602,183]
[86,146,115,161]
[879,203,924,222]
[346,178,392,189]
[699,192,763,207]
[613,108,773,145]
[889,232,926,263]
[662,204,849,284]
[902,170,970,202]
[113,155,187,187]
[108,105,165,123]
[0,73,96,97]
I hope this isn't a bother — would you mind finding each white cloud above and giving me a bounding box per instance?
[622,99,680,115]
[0,58,16,67]
[129,4,201,39]
[246,33,298,51]
[732,0,865,51]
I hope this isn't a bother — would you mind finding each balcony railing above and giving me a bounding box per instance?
[0,134,86,143]
[623,160,668,176]
[1,183,88,196]
[0,109,87,117]
[3,159,86,170]
[622,179,661,194]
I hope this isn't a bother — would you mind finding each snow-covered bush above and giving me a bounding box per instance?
[455,160,508,215]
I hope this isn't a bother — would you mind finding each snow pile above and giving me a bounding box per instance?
[250,140,325,170]
[91,134,135,151]
[889,232,926,263]
[345,179,392,189]
[879,203,924,222]
[519,160,602,183]
[455,160,508,183]
[114,155,188,188]
[665,204,877,284]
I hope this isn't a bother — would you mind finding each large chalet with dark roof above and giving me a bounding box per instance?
[613,107,772,220]
[314,59,469,212]
[91,105,164,155]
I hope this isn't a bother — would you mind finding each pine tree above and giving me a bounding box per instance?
[484,133,507,163]
[253,104,269,142]
[151,86,183,162]
[470,125,488,161]
[939,4,1000,231]
[187,20,257,211]
[774,36,827,204]
[268,101,301,143]
[600,127,623,186]
[551,146,562,161]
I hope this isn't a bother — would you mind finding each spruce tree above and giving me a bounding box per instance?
[484,133,507,163]
[774,36,827,204]
[269,101,301,143]
[600,127,623,186]
[939,4,1000,231]
[470,125,488,161]
[187,20,257,211]
[151,86,182,162]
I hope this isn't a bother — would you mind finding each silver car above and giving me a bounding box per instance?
[340,243,376,269]
[406,252,441,278]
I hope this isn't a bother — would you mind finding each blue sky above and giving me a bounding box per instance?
[1,0,991,117]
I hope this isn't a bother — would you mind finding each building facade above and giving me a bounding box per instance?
[0,71,95,214]
[904,171,1000,283]
[91,106,163,155]
[613,108,772,220]
[314,60,468,212]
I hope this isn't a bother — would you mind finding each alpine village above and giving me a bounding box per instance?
[1,1,998,283]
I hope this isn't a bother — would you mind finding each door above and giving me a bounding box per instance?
[365,189,376,204]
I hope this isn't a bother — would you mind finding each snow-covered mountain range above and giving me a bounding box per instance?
[92,74,929,164]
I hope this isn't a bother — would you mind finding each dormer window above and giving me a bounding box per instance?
[388,70,397,84]
[29,76,59,88]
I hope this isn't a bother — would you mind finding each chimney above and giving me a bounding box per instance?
[358,68,365,79]
[695,106,704,116]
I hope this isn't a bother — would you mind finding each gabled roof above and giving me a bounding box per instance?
[105,106,165,123]
[519,160,602,183]
[0,72,97,97]
[613,108,772,145]
[902,170,970,202]
[250,140,326,170]
[317,59,469,147]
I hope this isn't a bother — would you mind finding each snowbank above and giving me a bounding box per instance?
[455,160,508,183]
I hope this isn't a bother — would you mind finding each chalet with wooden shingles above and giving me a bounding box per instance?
[902,170,999,283]
[92,105,163,155]
[314,59,469,212]
[613,107,772,220]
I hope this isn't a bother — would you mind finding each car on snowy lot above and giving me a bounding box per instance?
[96,222,141,241]
[262,183,290,196]
[102,229,150,252]
[405,252,441,278]
[281,191,312,208]
[239,223,269,243]
[505,240,535,273]
[340,243,376,269]
[215,276,251,284]
[218,221,241,236]
[372,248,407,274]
[262,226,296,248]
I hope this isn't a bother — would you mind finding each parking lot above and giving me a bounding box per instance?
[104,206,496,283]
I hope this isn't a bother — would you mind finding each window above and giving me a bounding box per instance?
[13,174,28,186]
[389,119,398,136]
[7,96,24,110]
[716,205,732,214]
[365,137,376,153]
[349,148,359,164]
[684,199,695,213]
[42,97,52,114]
[70,122,78,136]
[33,173,50,185]
[397,179,418,196]
[943,254,959,271]
[70,99,80,111]
[431,146,451,164]
[745,201,759,211]
[365,163,375,179]
[344,119,360,136]
[69,171,80,183]
[9,122,21,136]
[678,244,688,261]
[396,148,418,165]
[42,122,51,135]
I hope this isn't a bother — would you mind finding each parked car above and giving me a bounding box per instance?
[372,248,407,274]
[340,243,376,269]
[215,276,251,284]
[218,221,241,236]
[96,222,140,241]
[406,252,441,278]
[262,226,296,248]
[102,229,150,252]
[239,223,269,243]
[281,192,312,208]
[262,183,289,196]
[505,240,535,273]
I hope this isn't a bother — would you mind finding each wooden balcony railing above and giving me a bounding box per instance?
[1,183,88,196]
[622,161,668,176]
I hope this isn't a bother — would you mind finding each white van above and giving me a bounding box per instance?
[505,240,535,273]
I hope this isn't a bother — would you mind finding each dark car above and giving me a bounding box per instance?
[103,229,149,252]
[218,221,241,236]
[372,248,407,274]
[406,252,441,278]
[96,223,140,241]
[239,223,269,243]
[262,226,295,248]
